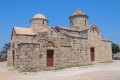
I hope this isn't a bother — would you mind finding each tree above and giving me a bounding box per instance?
[0,43,10,58]
[112,42,120,59]
[112,42,120,54]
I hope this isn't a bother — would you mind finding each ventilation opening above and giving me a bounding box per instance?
[85,20,86,26]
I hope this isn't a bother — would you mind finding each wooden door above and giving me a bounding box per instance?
[47,50,54,67]
[90,48,95,61]
[12,50,15,66]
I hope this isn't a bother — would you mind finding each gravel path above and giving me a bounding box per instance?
[0,60,120,80]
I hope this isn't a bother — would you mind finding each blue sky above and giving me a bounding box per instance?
[0,0,120,50]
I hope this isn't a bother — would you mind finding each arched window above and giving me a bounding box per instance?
[46,41,55,48]
[12,43,14,49]
[85,20,86,26]
[93,27,99,34]
[51,30,53,35]
[43,20,44,24]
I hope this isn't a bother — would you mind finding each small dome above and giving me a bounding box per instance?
[33,14,46,19]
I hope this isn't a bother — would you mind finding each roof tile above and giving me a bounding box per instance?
[14,27,36,35]
[72,9,87,16]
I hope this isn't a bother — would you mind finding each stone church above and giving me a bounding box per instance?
[7,9,112,70]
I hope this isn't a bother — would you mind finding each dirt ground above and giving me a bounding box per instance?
[0,60,120,80]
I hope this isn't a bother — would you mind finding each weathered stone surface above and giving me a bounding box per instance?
[7,9,112,70]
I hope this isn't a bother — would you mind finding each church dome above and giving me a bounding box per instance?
[33,14,46,19]
[72,9,85,16]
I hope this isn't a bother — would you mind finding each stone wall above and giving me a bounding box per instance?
[7,48,12,66]
[15,43,41,69]
[88,26,101,61]
[100,40,112,61]
[7,11,112,70]
[7,26,112,70]
[70,16,88,31]
[60,46,72,67]
[61,29,90,66]
[88,26,112,62]
[71,37,90,65]
[30,18,48,33]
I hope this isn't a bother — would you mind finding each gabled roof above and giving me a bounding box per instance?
[55,26,89,32]
[88,24,102,37]
[50,27,61,36]
[102,38,111,42]
[14,27,36,35]
[63,33,87,39]
[38,28,48,32]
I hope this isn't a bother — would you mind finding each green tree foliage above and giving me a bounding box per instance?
[0,43,10,58]
[112,42,120,54]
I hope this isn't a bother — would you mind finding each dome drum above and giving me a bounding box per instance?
[30,13,49,31]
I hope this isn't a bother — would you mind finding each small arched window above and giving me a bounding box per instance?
[51,30,53,35]
[43,20,44,24]
[46,41,55,48]
[85,20,86,26]
[12,43,14,48]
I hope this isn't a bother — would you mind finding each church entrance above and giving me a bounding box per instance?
[47,50,54,67]
[12,50,15,66]
[90,47,95,61]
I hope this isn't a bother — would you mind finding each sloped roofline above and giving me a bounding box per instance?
[88,24,102,37]
[11,27,36,39]
[55,26,89,32]
[51,27,61,36]
[11,27,15,39]
[69,9,88,19]
[88,24,111,42]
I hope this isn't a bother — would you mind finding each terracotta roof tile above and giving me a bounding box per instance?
[14,27,36,35]
[72,9,86,16]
